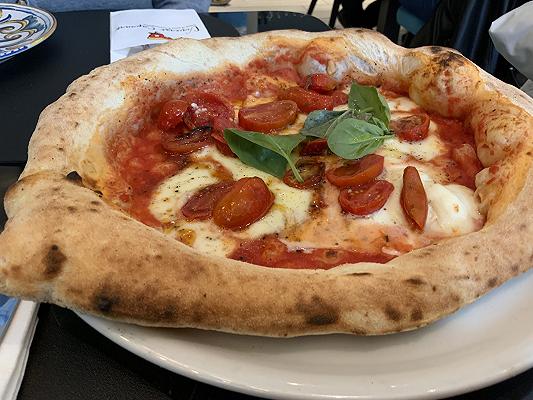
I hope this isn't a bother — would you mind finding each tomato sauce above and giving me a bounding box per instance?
[229,236,394,269]
[108,124,189,227]
[430,114,483,189]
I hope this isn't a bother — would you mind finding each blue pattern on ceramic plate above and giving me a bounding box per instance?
[0,294,19,341]
[0,4,56,61]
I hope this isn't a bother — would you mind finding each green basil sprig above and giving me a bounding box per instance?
[300,109,347,138]
[224,128,305,182]
[348,82,391,126]
[327,119,394,159]
[300,82,393,160]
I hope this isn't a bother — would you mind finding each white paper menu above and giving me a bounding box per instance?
[110,9,211,62]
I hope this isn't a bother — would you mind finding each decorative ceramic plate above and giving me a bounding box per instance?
[79,269,533,399]
[0,3,56,62]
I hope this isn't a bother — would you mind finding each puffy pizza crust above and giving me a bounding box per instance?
[1,29,532,336]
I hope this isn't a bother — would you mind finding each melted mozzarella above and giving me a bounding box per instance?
[377,131,444,162]
[386,96,420,111]
[368,164,482,237]
[149,148,312,255]
[150,164,218,222]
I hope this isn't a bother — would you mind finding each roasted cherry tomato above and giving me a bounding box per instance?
[400,166,428,230]
[213,177,275,230]
[228,235,394,269]
[211,117,238,157]
[300,138,328,156]
[182,91,234,130]
[212,131,236,157]
[279,86,334,113]
[157,100,188,131]
[331,90,349,107]
[338,180,394,216]
[451,143,483,183]
[283,160,325,189]
[304,74,337,94]
[181,181,235,220]
[390,113,430,142]
[161,126,212,154]
[326,154,384,187]
[238,100,298,133]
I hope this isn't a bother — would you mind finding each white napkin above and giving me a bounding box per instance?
[0,301,38,400]
[110,9,211,62]
[489,2,533,97]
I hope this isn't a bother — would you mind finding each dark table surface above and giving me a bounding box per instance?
[0,8,532,400]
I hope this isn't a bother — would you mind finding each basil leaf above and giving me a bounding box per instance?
[348,82,391,126]
[301,109,351,138]
[303,110,346,130]
[327,118,393,160]
[224,128,305,181]
[368,116,390,133]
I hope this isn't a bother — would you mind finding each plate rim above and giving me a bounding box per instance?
[76,270,533,400]
[0,2,57,59]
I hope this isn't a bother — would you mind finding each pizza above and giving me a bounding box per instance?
[0,29,532,337]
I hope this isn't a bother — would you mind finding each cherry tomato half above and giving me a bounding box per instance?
[451,143,483,184]
[211,117,238,157]
[304,74,337,94]
[161,126,212,154]
[181,181,235,220]
[283,160,325,189]
[390,113,430,142]
[300,138,328,156]
[182,91,234,130]
[326,154,384,187]
[213,177,275,230]
[338,180,394,216]
[331,90,349,107]
[228,235,394,269]
[157,100,188,131]
[400,166,428,230]
[279,86,334,113]
[238,100,298,133]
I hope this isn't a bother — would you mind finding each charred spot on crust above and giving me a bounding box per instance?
[65,171,82,183]
[384,304,402,322]
[43,244,66,278]
[511,264,520,273]
[450,294,461,303]
[519,223,527,231]
[307,314,337,325]
[351,328,368,335]
[437,51,465,69]
[95,293,118,313]
[348,272,372,277]
[90,200,101,206]
[415,248,433,257]
[410,308,423,322]
[297,295,339,326]
[430,46,444,54]
[404,277,425,285]
[162,306,177,320]
[487,277,498,288]
[67,206,77,213]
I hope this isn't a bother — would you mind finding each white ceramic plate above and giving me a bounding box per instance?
[79,269,533,399]
[0,3,56,62]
